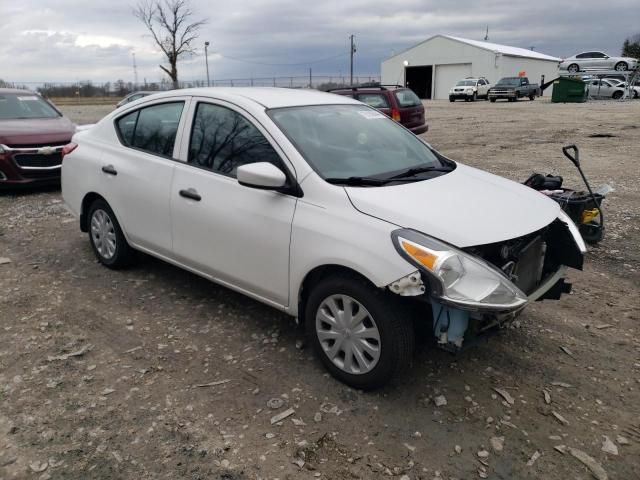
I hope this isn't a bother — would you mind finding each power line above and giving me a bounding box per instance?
[216,51,348,67]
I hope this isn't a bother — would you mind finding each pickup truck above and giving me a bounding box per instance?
[488,77,541,102]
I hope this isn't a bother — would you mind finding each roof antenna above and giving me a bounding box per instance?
[484,26,489,41]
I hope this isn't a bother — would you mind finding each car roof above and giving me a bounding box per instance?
[0,88,36,95]
[146,87,361,109]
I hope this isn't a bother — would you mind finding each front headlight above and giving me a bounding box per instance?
[392,229,527,310]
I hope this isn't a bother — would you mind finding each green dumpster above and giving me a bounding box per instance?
[551,77,588,103]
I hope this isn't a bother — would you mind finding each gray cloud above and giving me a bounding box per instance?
[1,0,639,84]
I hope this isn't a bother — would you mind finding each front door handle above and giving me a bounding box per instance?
[179,188,201,201]
[101,165,117,176]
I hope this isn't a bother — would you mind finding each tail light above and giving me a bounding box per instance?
[61,142,78,160]
[391,108,401,122]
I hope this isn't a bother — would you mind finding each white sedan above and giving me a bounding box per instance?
[62,88,585,389]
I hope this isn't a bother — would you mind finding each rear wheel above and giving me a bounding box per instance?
[567,63,580,73]
[529,94,535,101]
[87,199,133,269]
[614,61,628,72]
[490,98,497,102]
[305,275,414,390]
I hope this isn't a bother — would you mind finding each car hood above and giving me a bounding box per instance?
[345,163,561,248]
[0,116,76,145]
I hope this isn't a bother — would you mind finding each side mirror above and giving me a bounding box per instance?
[237,162,287,190]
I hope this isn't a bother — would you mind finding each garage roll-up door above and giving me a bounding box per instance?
[434,63,472,99]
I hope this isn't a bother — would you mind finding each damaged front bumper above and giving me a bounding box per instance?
[388,215,584,352]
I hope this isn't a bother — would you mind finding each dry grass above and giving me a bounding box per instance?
[49,96,118,106]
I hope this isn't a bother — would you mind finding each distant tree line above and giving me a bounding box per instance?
[622,34,640,59]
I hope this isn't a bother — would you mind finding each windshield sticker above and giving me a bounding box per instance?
[357,110,385,119]
[17,96,40,101]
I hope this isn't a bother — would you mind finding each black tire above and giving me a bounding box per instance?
[567,63,580,73]
[305,274,414,390]
[529,95,535,101]
[508,97,515,102]
[490,98,496,103]
[87,199,133,269]
[614,61,628,72]
[449,96,455,102]
[471,92,477,102]
[612,90,623,100]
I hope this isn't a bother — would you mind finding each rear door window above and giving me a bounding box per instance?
[356,93,389,109]
[116,102,184,157]
[393,89,421,107]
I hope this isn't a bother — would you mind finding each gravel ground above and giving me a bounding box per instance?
[1,98,639,480]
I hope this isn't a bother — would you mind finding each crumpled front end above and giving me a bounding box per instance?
[388,213,585,351]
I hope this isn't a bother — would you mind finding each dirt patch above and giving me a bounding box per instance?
[1,98,639,479]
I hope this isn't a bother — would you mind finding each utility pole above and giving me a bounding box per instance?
[309,68,312,89]
[484,26,489,41]
[349,34,356,86]
[132,52,139,89]
[204,41,211,87]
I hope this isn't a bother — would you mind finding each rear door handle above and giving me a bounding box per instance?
[179,188,201,201]
[101,165,117,176]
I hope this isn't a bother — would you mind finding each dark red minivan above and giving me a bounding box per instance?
[0,88,75,188]
[329,85,428,135]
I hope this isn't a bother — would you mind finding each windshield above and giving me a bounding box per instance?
[393,89,421,107]
[0,93,61,120]
[456,80,476,86]
[496,78,521,86]
[268,104,447,182]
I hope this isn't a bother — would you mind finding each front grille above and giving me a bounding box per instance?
[6,141,68,149]
[13,152,62,169]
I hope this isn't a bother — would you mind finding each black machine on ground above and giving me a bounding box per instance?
[524,145,608,244]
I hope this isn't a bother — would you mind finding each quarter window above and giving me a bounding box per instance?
[115,102,184,157]
[356,93,390,109]
[188,103,283,178]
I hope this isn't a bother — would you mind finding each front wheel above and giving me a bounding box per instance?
[449,96,455,102]
[614,61,628,72]
[87,199,133,269]
[490,97,496,102]
[612,90,623,100]
[471,92,477,102]
[567,63,580,73]
[305,275,414,390]
[529,94,535,101]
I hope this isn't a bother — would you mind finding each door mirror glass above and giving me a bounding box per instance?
[237,162,287,189]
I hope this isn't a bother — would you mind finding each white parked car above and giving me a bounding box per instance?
[449,78,491,101]
[588,79,626,99]
[604,78,640,98]
[560,52,639,73]
[62,88,586,389]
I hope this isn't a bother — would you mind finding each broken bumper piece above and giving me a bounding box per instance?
[430,266,570,352]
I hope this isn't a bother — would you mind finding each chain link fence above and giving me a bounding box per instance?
[2,75,382,101]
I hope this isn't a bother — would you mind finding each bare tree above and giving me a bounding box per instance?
[134,0,207,88]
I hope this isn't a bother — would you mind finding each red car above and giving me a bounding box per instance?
[329,85,428,135]
[0,88,75,188]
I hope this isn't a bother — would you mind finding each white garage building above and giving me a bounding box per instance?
[381,35,561,99]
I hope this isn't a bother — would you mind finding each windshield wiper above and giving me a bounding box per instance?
[386,165,454,180]
[325,176,390,186]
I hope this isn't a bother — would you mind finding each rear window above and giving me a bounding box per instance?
[393,89,421,107]
[0,93,60,120]
[356,93,390,109]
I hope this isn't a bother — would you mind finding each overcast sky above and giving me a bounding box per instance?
[1,0,639,85]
